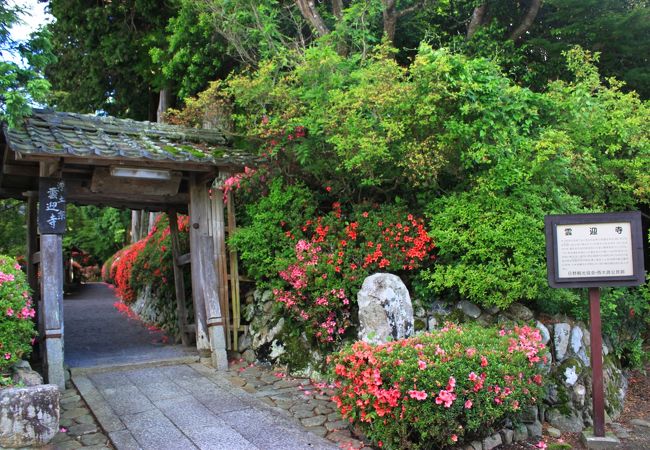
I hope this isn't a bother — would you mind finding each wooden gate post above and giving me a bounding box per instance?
[37,176,67,390]
[190,175,211,357]
[198,236,228,369]
[40,234,65,389]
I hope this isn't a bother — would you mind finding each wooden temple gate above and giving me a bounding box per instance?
[0,110,257,389]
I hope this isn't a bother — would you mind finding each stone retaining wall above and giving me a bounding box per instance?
[241,286,628,436]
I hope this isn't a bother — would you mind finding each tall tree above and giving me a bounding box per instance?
[45,0,178,120]
[1,0,53,126]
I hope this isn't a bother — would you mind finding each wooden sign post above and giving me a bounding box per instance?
[545,212,645,438]
[38,178,67,389]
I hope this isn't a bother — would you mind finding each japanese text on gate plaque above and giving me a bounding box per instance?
[38,179,67,234]
[556,222,633,278]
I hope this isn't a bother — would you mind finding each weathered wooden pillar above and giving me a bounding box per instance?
[130,210,141,243]
[25,192,39,302]
[38,176,66,389]
[167,209,190,346]
[210,187,230,350]
[198,236,228,369]
[189,175,220,361]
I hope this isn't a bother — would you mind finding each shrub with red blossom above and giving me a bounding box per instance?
[329,323,546,449]
[272,204,435,356]
[102,214,192,335]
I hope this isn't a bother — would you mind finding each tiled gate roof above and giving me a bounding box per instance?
[3,109,257,167]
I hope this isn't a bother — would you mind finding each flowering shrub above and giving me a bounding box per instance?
[329,323,546,449]
[273,204,435,353]
[0,255,36,374]
[103,215,192,335]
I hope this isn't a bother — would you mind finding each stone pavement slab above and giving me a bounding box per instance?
[73,363,337,450]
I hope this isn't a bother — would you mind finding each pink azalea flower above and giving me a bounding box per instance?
[408,389,428,401]
[418,360,427,370]
[480,355,488,367]
[535,441,547,449]
[451,434,458,443]
[6,308,13,317]
[435,389,456,408]
[4,353,11,360]
[465,399,473,409]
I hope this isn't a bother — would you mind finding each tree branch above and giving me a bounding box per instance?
[382,0,428,44]
[509,0,543,41]
[466,4,487,39]
[295,0,330,37]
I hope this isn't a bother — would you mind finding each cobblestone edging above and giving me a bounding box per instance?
[45,382,112,450]
[209,360,372,450]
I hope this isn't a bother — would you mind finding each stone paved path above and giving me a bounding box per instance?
[72,363,338,450]
[64,283,197,368]
[59,283,361,449]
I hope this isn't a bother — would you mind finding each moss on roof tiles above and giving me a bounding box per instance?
[2,109,259,168]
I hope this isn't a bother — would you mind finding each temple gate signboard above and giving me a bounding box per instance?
[545,211,645,441]
[38,178,67,235]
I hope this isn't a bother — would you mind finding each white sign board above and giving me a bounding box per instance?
[544,212,644,288]
[556,222,633,278]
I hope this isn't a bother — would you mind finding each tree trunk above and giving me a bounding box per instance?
[331,0,344,20]
[382,0,427,45]
[295,0,330,36]
[466,4,487,39]
[157,88,171,123]
[509,0,543,41]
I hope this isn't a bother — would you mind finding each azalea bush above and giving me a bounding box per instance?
[270,203,435,354]
[0,255,36,374]
[103,215,192,335]
[329,323,546,449]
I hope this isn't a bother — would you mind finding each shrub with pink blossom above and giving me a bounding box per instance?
[329,323,546,449]
[0,255,36,376]
[271,203,435,359]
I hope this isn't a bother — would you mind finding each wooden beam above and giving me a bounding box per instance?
[63,183,189,211]
[168,209,190,347]
[90,167,182,196]
[176,253,191,266]
[1,164,39,177]
[39,160,62,178]
[226,190,242,351]
[189,175,227,369]
[31,251,41,265]
[0,187,27,200]
[16,153,246,173]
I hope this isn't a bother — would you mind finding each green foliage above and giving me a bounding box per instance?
[223,44,648,312]
[528,0,650,98]
[64,205,130,263]
[330,323,546,449]
[151,0,231,100]
[0,200,25,257]
[45,0,177,119]
[422,191,572,309]
[228,178,317,283]
[0,255,36,375]
[0,1,54,126]
[570,285,650,369]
